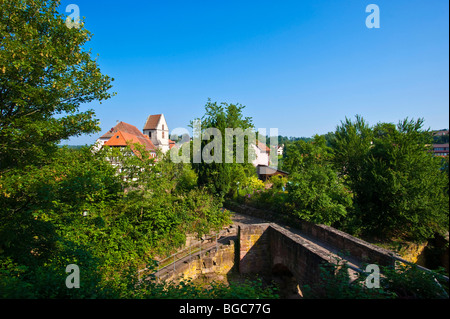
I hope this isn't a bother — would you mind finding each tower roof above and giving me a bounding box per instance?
[143,114,162,130]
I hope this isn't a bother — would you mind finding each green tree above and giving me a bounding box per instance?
[0,0,114,171]
[284,135,352,225]
[329,115,373,186]
[193,99,255,199]
[0,0,116,298]
[331,116,449,241]
[103,143,231,252]
[0,143,233,298]
[0,146,122,298]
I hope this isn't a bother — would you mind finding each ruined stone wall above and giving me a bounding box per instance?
[157,240,236,282]
[238,224,271,275]
[298,222,395,267]
[268,224,330,288]
[226,202,396,267]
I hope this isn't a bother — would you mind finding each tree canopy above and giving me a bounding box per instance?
[192,99,256,198]
[282,135,352,225]
[0,0,114,171]
[330,116,449,241]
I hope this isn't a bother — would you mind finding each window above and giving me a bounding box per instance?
[162,124,165,138]
[148,132,152,138]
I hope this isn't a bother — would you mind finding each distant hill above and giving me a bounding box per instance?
[58,145,86,150]
[432,129,449,144]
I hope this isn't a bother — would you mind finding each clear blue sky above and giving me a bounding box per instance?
[59,0,449,145]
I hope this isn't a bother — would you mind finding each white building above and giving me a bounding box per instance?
[95,121,151,151]
[251,141,270,167]
[277,144,284,156]
[95,114,171,155]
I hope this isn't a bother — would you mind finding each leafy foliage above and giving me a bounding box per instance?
[0,0,115,171]
[126,275,279,299]
[380,263,449,299]
[192,99,256,199]
[330,116,449,241]
[302,258,448,299]
[239,135,352,226]
[0,145,233,298]
[284,135,352,225]
[1,0,447,297]
[302,259,394,299]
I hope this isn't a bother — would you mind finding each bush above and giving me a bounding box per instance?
[302,258,448,299]
[331,117,449,241]
[0,146,233,298]
[380,264,449,299]
[269,175,287,192]
[302,259,393,299]
[286,166,351,226]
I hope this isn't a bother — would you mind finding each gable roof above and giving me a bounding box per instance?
[104,130,156,153]
[100,121,144,139]
[256,140,270,153]
[143,114,162,130]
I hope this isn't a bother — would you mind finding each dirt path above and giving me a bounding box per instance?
[226,208,268,225]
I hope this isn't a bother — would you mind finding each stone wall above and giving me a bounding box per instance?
[151,203,446,291]
[238,224,271,275]
[269,224,330,288]
[156,239,236,282]
[297,221,395,267]
[226,202,396,267]
[238,223,339,288]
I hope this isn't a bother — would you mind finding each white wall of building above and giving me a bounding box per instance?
[251,144,269,167]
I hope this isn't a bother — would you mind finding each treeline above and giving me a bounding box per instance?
[57,145,85,150]
[277,136,313,145]
[195,104,449,245]
[433,133,449,144]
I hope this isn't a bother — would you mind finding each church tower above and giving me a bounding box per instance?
[143,114,170,153]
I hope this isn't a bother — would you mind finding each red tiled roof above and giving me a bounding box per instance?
[100,121,145,139]
[143,114,162,130]
[104,130,156,154]
[256,140,270,152]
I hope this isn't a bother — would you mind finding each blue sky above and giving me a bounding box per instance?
[59,0,449,145]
